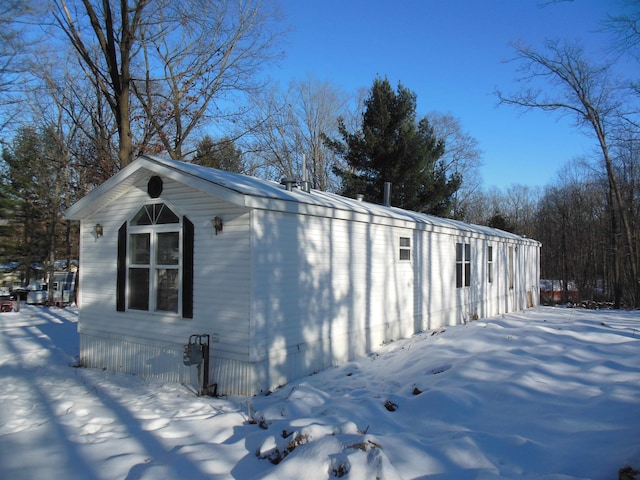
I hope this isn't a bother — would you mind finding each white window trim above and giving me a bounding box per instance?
[127,209,183,315]
[399,236,411,262]
[508,245,515,290]
[456,242,471,288]
[487,245,493,284]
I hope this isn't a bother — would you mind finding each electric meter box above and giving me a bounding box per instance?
[183,343,203,366]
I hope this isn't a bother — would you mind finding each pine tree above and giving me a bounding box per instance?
[192,136,245,173]
[1,127,51,284]
[328,78,460,216]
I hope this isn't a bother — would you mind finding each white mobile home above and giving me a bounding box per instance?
[65,155,540,396]
[26,271,76,306]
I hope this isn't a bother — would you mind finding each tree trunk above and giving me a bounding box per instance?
[117,91,132,167]
[47,213,56,306]
[597,129,637,308]
[561,212,569,304]
[608,186,622,308]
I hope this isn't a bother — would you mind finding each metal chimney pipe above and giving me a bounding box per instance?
[301,154,310,193]
[383,182,391,206]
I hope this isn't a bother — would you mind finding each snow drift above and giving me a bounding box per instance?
[1,305,639,479]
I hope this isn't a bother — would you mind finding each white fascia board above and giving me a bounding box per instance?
[65,159,150,220]
[65,157,248,220]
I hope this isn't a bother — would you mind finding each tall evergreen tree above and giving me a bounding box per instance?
[1,127,51,284]
[192,136,245,173]
[328,78,460,216]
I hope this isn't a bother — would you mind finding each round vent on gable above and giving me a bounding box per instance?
[148,176,163,198]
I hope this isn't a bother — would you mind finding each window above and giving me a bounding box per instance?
[399,236,411,261]
[117,202,194,318]
[456,242,471,288]
[131,202,179,226]
[508,246,514,290]
[487,245,493,284]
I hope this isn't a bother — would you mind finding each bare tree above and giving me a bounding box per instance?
[292,76,347,191]
[462,183,539,237]
[497,39,638,307]
[49,0,284,168]
[242,77,348,191]
[22,57,89,300]
[241,83,298,180]
[610,129,640,303]
[426,112,483,219]
[51,0,150,168]
[536,159,610,304]
[27,41,120,189]
[132,0,284,160]
[504,184,541,237]
[605,0,640,60]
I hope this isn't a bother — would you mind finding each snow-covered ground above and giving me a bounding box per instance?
[1,304,639,480]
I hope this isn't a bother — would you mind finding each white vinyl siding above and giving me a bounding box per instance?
[250,211,416,367]
[71,156,541,395]
[78,177,251,362]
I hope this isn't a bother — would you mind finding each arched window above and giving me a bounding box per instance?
[130,203,179,226]
[117,203,193,318]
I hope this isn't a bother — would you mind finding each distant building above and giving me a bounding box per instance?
[539,279,579,304]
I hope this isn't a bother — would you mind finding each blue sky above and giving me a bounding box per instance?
[268,0,624,190]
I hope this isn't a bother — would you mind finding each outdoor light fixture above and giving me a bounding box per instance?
[95,223,104,238]
[212,216,223,235]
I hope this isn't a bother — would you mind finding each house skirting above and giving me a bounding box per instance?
[78,292,536,396]
[80,318,419,396]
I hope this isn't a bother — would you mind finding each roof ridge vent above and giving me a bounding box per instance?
[280,176,297,191]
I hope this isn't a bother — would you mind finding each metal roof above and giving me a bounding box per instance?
[66,154,539,244]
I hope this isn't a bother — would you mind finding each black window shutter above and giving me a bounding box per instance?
[117,222,127,311]
[182,217,194,318]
